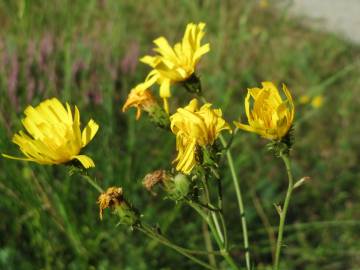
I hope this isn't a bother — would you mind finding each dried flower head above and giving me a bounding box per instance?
[143,170,167,191]
[97,187,124,220]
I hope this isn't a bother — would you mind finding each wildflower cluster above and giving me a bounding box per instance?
[2,22,304,270]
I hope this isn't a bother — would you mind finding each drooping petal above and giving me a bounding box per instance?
[72,155,95,168]
[82,119,99,147]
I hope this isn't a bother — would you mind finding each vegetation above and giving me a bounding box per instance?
[1,1,359,269]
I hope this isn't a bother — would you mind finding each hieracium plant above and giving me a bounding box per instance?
[2,22,306,270]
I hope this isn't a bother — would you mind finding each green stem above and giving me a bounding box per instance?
[187,200,240,270]
[274,154,294,270]
[198,95,249,270]
[138,224,217,270]
[219,134,251,270]
[202,220,218,268]
[143,223,222,256]
[201,177,225,245]
[216,176,229,250]
[80,174,104,193]
[200,177,218,267]
[80,172,219,268]
[222,250,241,270]
[187,200,223,247]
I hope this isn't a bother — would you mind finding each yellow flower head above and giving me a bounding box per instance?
[140,22,210,112]
[170,99,230,174]
[311,95,323,108]
[235,82,294,140]
[299,94,310,104]
[122,83,157,120]
[2,98,99,168]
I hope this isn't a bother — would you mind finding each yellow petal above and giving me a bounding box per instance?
[153,37,178,61]
[2,153,32,162]
[159,79,171,98]
[82,119,99,147]
[72,155,95,168]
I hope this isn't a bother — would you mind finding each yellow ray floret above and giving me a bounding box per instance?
[170,99,230,174]
[122,83,157,120]
[2,98,99,168]
[140,22,210,111]
[235,82,295,140]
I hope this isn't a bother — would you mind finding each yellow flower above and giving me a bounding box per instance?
[259,0,269,9]
[311,95,323,108]
[299,95,310,104]
[122,84,157,120]
[2,98,99,168]
[235,82,295,140]
[140,22,210,112]
[170,99,230,174]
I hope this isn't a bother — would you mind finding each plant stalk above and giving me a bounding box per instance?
[274,153,294,270]
[220,134,251,270]
[80,174,104,193]
[138,224,217,270]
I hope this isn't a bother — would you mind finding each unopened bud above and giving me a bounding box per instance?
[293,176,310,189]
[169,173,191,200]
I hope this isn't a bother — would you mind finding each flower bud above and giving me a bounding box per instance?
[143,170,191,201]
[172,173,191,199]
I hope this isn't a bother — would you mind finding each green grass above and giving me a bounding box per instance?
[1,0,360,269]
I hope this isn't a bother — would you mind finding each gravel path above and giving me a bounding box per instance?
[282,0,360,44]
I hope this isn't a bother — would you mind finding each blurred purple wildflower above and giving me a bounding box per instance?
[121,41,139,75]
[8,53,19,110]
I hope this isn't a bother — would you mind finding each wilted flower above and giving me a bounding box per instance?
[170,99,230,174]
[235,82,294,140]
[97,186,139,225]
[140,22,210,112]
[2,98,99,168]
[122,85,157,120]
[98,187,124,220]
[143,170,168,192]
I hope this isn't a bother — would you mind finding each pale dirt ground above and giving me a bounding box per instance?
[278,0,360,44]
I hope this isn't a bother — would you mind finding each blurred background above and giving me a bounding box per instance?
[0,0,359,269]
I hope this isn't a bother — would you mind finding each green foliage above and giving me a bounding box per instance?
[0,0,360,269]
